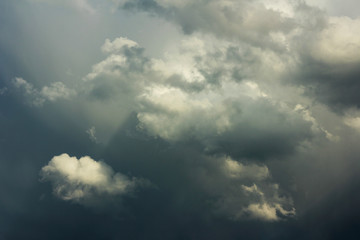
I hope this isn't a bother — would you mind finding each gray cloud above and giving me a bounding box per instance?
[291,16,360,110]
[11,77,75,106]
[26,0,96,13]
[191,155,295,221]
[2,0,360,238]
[86,126,98,143]
[76,36,321,159]
[121,0,297,50]
[119,0,360,112]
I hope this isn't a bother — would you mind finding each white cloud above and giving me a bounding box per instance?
[40,153,143,204]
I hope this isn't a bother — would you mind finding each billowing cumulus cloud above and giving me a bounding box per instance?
[117,0,360,112]
[40,153,145,206]
[138,81,314,159]
[78,36,324,159]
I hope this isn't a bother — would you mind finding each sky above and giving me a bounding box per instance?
[1,0,360,239]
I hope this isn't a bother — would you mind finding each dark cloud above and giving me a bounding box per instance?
[285,14,360,111]
[294,50,360,111]
[120,0,297,50]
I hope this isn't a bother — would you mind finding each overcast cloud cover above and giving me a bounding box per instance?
[1,0,360,239]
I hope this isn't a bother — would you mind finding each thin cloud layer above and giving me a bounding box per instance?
[11,77,75,107]
[28,0,96,13]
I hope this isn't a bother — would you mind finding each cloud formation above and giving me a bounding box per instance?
[11,77,75,107]
[2,0,360,238]
[40,153,144,206]
[77,36,320,160]
[120,0,296,50]
[192,156,295,221]
[294,16,360,110]
[118,0,360,112]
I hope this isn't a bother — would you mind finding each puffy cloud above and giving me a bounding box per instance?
[64,35,309,220]
[118,0,360,112]
[12,34,327,159]
[40,153,145,205]
[58,35,321,158]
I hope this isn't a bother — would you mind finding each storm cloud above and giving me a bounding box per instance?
[1,0,360,239]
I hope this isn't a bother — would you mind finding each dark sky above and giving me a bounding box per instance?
[1,0,360,239]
